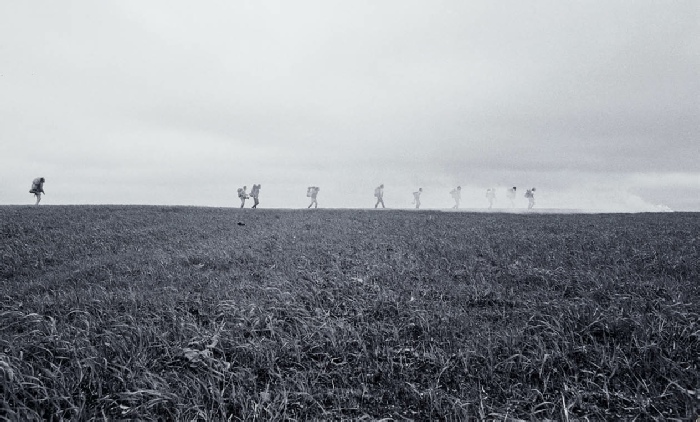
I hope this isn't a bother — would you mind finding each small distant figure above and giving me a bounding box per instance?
[249,184,261,208]
[237,185,249,208]
[29,177,46,205]
[506,186,517,208]
[450,186,461,209]
[307,186,319,208]
[412,188,423,209]
[374,184,385,208]
[486,188,496,209]
[525,187,536,209]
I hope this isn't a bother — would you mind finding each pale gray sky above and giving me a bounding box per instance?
[2,1,698,211]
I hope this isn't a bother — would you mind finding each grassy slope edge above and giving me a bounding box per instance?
[1,206,698,420]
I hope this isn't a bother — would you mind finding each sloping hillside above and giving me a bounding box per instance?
[1,206,698,420]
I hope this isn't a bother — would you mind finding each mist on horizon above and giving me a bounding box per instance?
[2,174,682,213]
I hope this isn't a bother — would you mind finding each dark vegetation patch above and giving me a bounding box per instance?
[0,206,698,420]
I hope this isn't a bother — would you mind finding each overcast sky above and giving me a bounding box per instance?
[2,1,698,211]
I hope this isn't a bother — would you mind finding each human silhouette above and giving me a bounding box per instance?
[237,185,248,208]
[506,187,517,208]
[374,184,385,208]
[250,184,261,208]
[525,188,536,209]
[29,177,45,205]
[450,186,461,209]
[486,188,496,209]
[307,186,319,208]
[412,188,422,209]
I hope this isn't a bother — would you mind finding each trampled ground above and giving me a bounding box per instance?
[1,206,698,420]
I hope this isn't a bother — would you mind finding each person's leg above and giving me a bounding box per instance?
[35,193,41,205]
[381,198,385,208]
[240,198,245,208]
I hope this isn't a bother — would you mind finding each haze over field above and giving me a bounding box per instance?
[1,1,698,211]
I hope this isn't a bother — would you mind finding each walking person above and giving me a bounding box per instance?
[412,188,423,209]
[450,186,462,209]
[307,186,319,208]
[237,185,248,208]
[525,188,536,209]
[374,184,385,208]
[486,188,496,209]
[506,186,517,208]
[29,177,46,205]
[250,184,261,208]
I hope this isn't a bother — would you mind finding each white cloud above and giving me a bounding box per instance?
[1,1,698,210]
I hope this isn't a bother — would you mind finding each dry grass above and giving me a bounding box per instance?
[1,206,698,420]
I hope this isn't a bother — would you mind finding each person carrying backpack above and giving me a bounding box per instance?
[307,186,319,208]
[374,184,385,208]
[506,186,517,208]
[486,188,496,209]
[525,188,536,209]
[250,184,261,208]
[237,186,249,208]
[29,177,46,205]
[450,186,461,209]
[412,188,422,209]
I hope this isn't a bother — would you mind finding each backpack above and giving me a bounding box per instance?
[374,187,381,197]
[237,188,244,198]
[29,179,41,194]
[307,187,313,197]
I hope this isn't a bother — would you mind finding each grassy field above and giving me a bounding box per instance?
[1,206,698,420]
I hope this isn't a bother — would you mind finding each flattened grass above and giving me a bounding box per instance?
[1,206,698,420]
